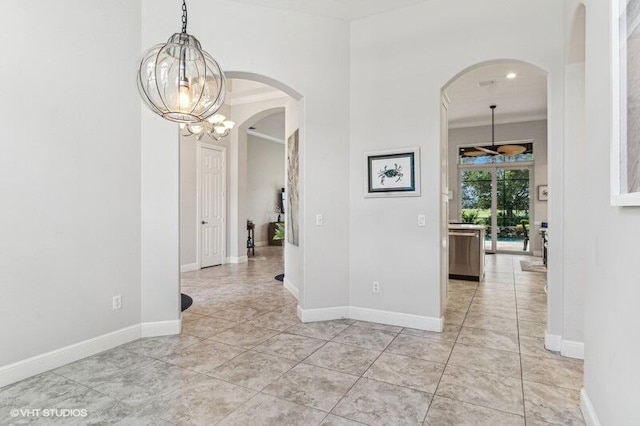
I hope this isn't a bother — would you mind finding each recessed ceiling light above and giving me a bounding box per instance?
[506,72,517,79]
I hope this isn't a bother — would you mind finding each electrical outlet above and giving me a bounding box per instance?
[372,281,380,293]
[418,214,426,227]
[316,214,324,226]
[112,295,122,310]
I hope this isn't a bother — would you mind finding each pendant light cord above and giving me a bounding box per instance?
[181,0,188,34]
[490,104,496,147]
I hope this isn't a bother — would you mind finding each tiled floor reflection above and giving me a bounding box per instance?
[0,249,584,425]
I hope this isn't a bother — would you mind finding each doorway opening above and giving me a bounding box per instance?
[440,59,550,341]
[443,61,548,257]
[179,72,303,303]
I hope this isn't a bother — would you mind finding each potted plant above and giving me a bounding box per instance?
[272,222,285,242]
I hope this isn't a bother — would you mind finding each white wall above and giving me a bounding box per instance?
[350,0,565,322]
[565,0,640,424]
[247,136,285,245]
[0,0,142,370]
[142,0,351,316]
[562,63,585,346]
[448,120,548,254]
[180,137,198,267]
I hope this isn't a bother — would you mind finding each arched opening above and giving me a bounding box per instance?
[179,72,304,313]
[440,58,554,351]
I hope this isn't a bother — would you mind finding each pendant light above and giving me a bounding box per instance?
[137,1,226,124]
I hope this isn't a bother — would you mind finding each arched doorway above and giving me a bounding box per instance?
[440,59,556,351]
[179,72,304,304]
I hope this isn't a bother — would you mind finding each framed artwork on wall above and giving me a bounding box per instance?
[612,0,640,205]
[286,130,300,245]
[364,148,421,198]
[537,185,549,201]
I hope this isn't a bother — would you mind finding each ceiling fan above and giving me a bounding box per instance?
[463,105,501,157]
[463,105,526,157]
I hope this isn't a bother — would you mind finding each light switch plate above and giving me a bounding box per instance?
[316,214,324,226]
[418,214,426,227]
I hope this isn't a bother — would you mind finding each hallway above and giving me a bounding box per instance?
[0,250,583,425]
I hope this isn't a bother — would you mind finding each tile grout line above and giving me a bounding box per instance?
[321,327,403,418]
[423,279,476,423]
[513,256,529,422]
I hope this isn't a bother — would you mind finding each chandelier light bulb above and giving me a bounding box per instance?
[189,123,203,134]
[179,81,191,111]
[208,114,226,124]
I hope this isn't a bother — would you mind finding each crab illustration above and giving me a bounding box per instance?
[378,164,403,184]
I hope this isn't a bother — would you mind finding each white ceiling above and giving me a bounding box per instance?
[227,78,286,142]
[226,78,289,106]
[251,112,285,141]
[445,62,548,128]
[225,0,431,21]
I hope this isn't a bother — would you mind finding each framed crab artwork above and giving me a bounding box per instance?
[364,147,421,198]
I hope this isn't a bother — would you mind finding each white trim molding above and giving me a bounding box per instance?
[247,129,285,145]
[297,305,350,323]
[580,388,602,426]
[545,332,584,360]
[283,278,299,300]
[0,319,183,388]
[141,319,181,337]
[180,263,199,273]
[0,325,140,388]
[545,331,562,351]
[561,339,585,360]
[296,305,443,332]
[349,307,443,331]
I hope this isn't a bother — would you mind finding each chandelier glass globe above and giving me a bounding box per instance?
[137,2,226,124]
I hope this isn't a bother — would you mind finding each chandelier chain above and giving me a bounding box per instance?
[181,0,188,33]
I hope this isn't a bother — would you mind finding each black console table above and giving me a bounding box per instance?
[247,222,255,256]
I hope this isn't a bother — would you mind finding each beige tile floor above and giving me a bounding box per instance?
[0,248,584,425]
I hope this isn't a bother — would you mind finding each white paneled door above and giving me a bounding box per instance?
[199,144,225,268]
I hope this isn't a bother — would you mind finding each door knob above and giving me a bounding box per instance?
[202,221,208,225]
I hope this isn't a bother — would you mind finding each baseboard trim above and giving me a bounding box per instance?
[141,319,182,337]
[545,332,584,359]
[283,278,299,300]
[296,306,443,331]
[350,306,443,331]
[561,339,585,360]
[180,263,199,273]
[297,305,350,322]
[545,331,562,351]
[0,318,183,388]
[0,324,141,388]
[580,388,601,426]
[225,256,248,264]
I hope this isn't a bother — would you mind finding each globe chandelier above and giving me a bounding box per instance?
[181,114,236,141]
[137,0,226,124]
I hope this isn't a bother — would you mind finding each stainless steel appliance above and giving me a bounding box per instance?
[449,225,485,281]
